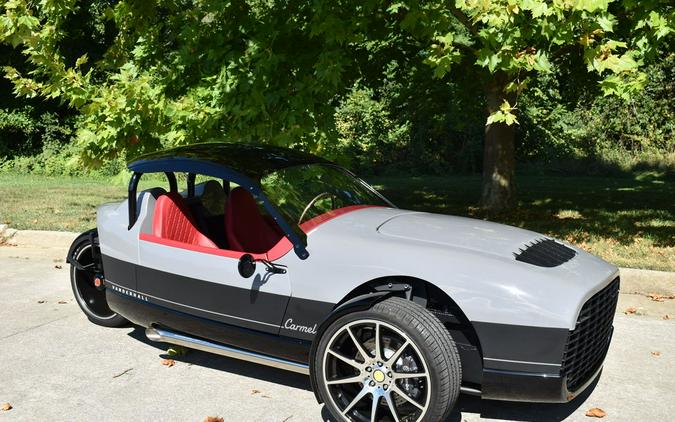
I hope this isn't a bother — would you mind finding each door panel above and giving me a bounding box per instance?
[107,292,312,363]
[138,239,291,334]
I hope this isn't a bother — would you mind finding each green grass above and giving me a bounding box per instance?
[0,174,170,232]
[368,173,674,272]
[1,173,673,271]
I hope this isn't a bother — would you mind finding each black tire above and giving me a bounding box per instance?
[314,296,461,422]
[69,231,128,328]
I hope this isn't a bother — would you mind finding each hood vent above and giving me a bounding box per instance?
[514,238,576,267]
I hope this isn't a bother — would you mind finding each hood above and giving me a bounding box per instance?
[292,206,618,330]
[377,212,547,260]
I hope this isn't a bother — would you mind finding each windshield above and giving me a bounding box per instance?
[260,164,392,225]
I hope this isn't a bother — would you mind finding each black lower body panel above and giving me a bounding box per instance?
[107,290,311,364]
[481,363,603,403]
[474,321,610,402]
[101,254,136,290]
[482,368,567,402]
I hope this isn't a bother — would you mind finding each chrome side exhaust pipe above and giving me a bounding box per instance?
[145,326,310,375]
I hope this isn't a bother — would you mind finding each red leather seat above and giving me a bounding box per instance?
[152,192,217,248]
[226,187,282,253]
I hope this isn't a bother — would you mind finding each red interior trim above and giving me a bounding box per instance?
[139,204,381,260]
[266,237,294,261]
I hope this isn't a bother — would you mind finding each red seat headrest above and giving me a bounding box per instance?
[226,187,282,253]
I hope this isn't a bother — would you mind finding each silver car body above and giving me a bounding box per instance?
[91,143,620,404]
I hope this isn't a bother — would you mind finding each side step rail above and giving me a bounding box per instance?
[145,327,310,375]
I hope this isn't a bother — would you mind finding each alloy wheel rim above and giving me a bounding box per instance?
[323,319,430,422]
[72,244,116,319]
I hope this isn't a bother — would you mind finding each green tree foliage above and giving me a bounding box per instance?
[331,63,486,175]
[1,0,673,208]
[0,0,111,164]
[0,106,73,157]
[397,0,674,208]
[520,52,675,166]
[332,84,410,170]
[2,0,359,164]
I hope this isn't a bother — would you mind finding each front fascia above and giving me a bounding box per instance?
[276,207,618,400]
[281,207,619,330]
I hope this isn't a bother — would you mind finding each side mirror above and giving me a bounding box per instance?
[238,254,256,278]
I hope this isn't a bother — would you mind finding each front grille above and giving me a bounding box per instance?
[514,238,576,267]
[561,277,620,392]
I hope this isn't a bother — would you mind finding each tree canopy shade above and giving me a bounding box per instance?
[1,0,673,209]
[403,0,674,208]
[1,0,351,157]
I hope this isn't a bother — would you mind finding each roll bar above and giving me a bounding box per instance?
[127,171,177,229]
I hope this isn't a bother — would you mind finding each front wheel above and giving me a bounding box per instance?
[314,297,461,422]
[68,231,127,328]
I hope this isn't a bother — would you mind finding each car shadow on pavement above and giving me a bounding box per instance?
[320,375,598,422]
[447,377,598,422]
[127,326,313,391]
[128,326,598,421]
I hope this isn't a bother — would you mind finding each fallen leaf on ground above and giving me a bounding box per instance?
[1,403,11,411]
[647,293,664,302]
[585,407,606,418]
[663,314,671,320]
[161,359,175,367]
[651,351,661,357]
[57,300,67,304]
[54,265,62,269]
[167,346,188,357]
[203,417,224,422]
[624,307,637,315]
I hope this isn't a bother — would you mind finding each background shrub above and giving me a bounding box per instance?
[518,53,675,175]
[331,85,410,171]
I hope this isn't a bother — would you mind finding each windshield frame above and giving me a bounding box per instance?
[258,163,397,227]
[323,163,397,208]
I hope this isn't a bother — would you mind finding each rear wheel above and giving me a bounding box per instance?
[314,297,461,422]
[69,232,127,327]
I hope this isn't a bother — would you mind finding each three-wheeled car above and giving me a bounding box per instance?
[68,142,619,422]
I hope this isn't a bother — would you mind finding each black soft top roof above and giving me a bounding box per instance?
[128,142,328,179]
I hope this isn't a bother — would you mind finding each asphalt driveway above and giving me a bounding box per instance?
[1,235,674,421]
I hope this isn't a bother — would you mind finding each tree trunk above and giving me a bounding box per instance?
[480,72,516,211]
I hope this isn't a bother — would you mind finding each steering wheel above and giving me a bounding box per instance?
[298,192,337,225]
